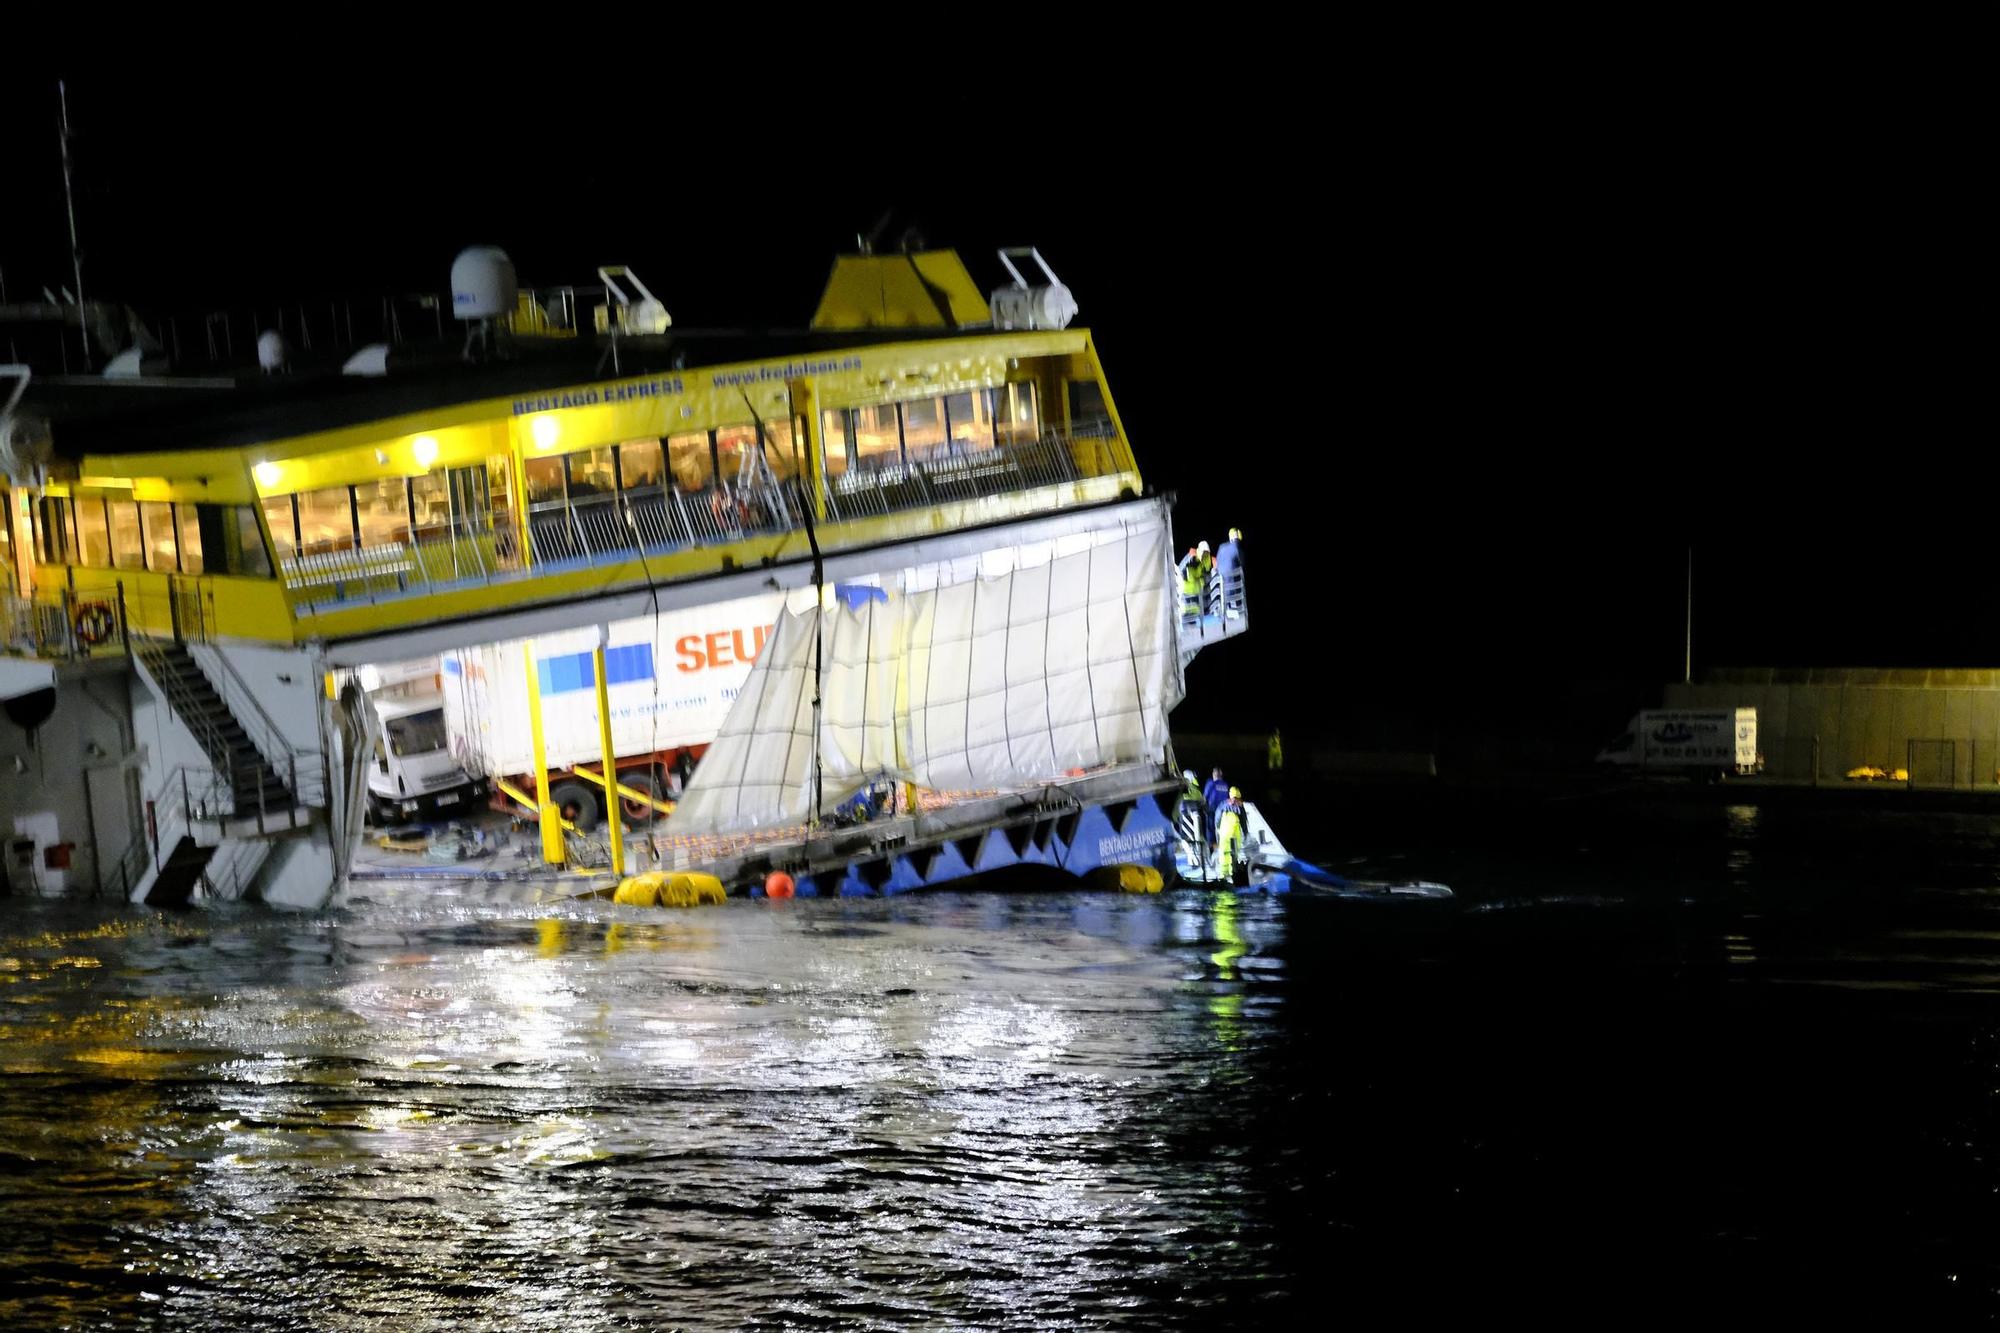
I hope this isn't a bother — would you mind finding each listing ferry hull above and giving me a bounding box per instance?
[1,248,1254,908]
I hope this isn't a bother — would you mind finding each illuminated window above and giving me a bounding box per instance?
[139,501,177,571]
[567,447,617,497]
[854,404,900,466]
[176,505,204,573]
[821,410,851,477]
[667,432,712,491]
[262,496,298,561]
[108,502,144,570]
[901,398,945,454]
[465,462,514,565]
[483,458,514,529]
[761,418,800,483]
[523,456,565,505]
[946,390,994,450]
[715,425,757,487]
[410,471,450,536]
[77,499,111,567]
[999,381,1039,444]
[619,440,664,490]
[354,478,411,549]
[296,487,356,555]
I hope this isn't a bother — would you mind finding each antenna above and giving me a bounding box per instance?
[858,211,894,256]
[58,81,87,369]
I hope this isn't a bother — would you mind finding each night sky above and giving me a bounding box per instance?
[0,72,1980,746]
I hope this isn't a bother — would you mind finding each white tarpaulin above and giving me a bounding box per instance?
[670,518,1180,836]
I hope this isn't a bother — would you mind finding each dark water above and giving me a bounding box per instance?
[6,787,2000,1327]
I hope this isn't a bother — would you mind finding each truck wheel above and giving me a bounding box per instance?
[619,770,667,822]
[550,780,601,832]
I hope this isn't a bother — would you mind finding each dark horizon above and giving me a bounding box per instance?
[2,73,1983,745]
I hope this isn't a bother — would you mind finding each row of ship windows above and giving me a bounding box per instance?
[20,382,1098,574]
[262,387,1058,561]
[31,497,271,577]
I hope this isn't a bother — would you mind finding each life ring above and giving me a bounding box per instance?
[73,602,116,646]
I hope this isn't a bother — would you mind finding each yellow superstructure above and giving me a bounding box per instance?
[7,253,1139,650]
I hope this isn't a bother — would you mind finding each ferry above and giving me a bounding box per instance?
[0,244,1274,908]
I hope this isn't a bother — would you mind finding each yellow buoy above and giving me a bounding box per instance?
[1093,864,1164,894]
[667,873,727,906]
[613,871,667,906]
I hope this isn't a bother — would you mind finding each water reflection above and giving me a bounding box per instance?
[0,892,1298,1329]
[14,798,2000,1324]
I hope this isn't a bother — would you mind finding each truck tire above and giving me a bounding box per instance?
[619,769,667,822]
[550,780,601,833]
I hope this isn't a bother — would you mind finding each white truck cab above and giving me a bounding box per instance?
[366,692,484,825]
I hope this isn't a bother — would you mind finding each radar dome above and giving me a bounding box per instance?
[450,246,518,321]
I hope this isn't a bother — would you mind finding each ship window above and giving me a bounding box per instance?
[484,458,512,514]
[1066,379,1107,425]
[262,496,299,561]
[108,502,144,570]
[761,418,799,484]
[900,398,945,454]
[297,486,357,555]
[619,440,664,490]
[231,506,273,577]
[854,405,900,466]
[139,501,177,571]
[523,456,565,506]
[715,425,757,487]
[567,447,617,498]
[821,410,851,477]
[998,381,1039,444]
[77,498,111,567]
[410,471,450,537]
[175,504,205,574]
[38,497,74,564]
[946,390,994,450]
[666,432,711,491]
[354,477,411,549]
[0,498,10,573]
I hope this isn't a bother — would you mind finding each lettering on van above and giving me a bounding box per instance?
[675,625,773,673]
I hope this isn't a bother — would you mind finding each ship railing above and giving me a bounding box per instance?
[3,589,128,661]
[1172,553,1249,650]
[281,417,1120,610]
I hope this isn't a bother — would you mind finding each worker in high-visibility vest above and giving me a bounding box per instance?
[1180,549,1204,623]
[1217,787,1248,886]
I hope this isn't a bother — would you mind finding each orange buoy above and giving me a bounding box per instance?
[765,871,795,900]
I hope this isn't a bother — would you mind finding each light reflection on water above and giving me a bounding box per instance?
[0,892,1293,1329]
[13,797,2000,1324]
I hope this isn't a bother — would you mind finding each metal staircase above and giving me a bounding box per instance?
[119,591,324,904]
[134,639,301,823]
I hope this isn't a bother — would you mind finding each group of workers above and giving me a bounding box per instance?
[1181,765,1252,886]
[1180,528,1246,624]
